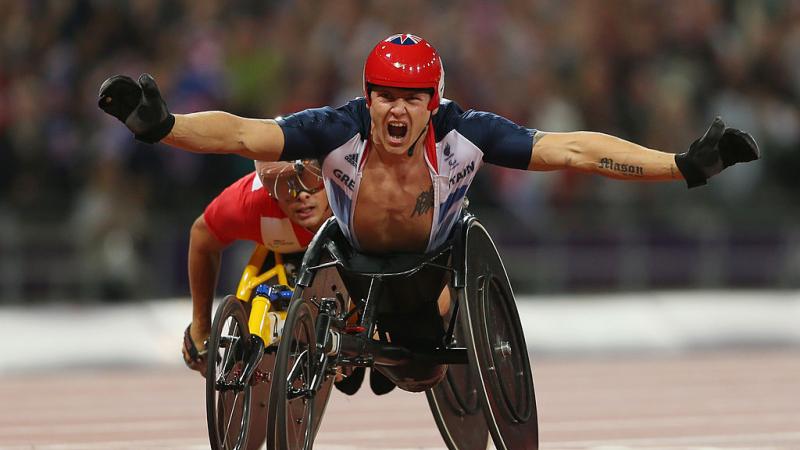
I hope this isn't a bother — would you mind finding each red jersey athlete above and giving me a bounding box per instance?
[182,159,330,370]
[181,160,385,432]
[181,160,329,450]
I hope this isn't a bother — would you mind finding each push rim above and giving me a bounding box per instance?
[206,296,252,450]
[479,275,533,423]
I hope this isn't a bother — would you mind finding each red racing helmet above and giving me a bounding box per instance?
[363,33,444,111]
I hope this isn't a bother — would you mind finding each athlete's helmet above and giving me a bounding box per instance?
[363,33,444,111]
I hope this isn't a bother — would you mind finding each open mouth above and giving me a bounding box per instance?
[387,122,408,143]
[295,205,315,219]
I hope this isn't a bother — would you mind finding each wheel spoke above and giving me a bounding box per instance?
[286,349,309,384]
[303,397,315,448]
[223,390,241,444]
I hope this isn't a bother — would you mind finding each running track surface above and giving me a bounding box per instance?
[1,349,799,449]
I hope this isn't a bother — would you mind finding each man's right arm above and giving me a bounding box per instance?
[98,73,285,161]
[187,215,225,351]
[164,112,285,161]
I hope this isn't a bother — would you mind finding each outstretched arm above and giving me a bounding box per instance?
[98,74,284,161]
[164,112,284,160]
[530,131,680,180]
[528,118,759,187]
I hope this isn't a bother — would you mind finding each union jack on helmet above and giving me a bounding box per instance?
[363,34,444,111]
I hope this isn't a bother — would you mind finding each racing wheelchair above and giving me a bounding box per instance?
[266,213,538,450]
[203,245,336,450]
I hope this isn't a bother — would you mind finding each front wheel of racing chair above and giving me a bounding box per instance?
[205,246,299,450]
[267,219,345,450]
[267,297,321,449]
[267,282,344,450]
[205,295,253,450]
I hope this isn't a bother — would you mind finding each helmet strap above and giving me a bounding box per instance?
[407,113,432,157]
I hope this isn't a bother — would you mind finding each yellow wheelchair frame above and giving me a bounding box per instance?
[234,244,293,347]
[205,243,298,450]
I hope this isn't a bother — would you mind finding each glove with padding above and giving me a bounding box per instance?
[98,73,175,144]
[182,323,208,377]
[675,117,760,188]
[719,128,759,168]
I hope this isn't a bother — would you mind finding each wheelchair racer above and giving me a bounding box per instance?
[181,159,389,396]
[100,33,760,391]
[181,159,330,372]
[181,159,386,450]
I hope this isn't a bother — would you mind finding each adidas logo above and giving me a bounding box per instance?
[344,153,358,168]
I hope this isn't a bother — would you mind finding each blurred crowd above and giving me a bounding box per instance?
[1,0,799,299]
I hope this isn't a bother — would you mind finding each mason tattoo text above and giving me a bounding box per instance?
[598,158,644,176]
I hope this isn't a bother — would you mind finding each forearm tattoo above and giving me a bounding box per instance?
[411,186,434,217]
[598,158,644,176]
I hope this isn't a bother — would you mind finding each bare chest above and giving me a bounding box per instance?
[352,159,434,253]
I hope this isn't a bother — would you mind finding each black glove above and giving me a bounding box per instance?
[98,73,175,144]
[675,117,760,188]
[182,324,208,377]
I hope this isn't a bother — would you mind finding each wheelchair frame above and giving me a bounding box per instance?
[205,245,297,450]
[267,214,539,450]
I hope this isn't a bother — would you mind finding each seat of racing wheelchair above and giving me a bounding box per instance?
[341,250,449,277]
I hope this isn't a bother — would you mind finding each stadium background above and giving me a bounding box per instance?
[1,0,799,302]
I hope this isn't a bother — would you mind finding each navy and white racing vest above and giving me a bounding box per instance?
[277,98,537,252]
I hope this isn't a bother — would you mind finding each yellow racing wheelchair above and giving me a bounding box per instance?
[204,245,336,450]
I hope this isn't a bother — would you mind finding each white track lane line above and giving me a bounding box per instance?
[549,431,800,447]
[0,419,200,438]
[541,412,800,431]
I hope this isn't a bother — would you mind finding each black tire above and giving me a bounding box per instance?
[462,222,538,450]
[267,296,334,450]
[426,304,489,450]
[206,295,252,450]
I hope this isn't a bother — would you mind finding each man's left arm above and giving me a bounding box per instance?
[528,118,759,187]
